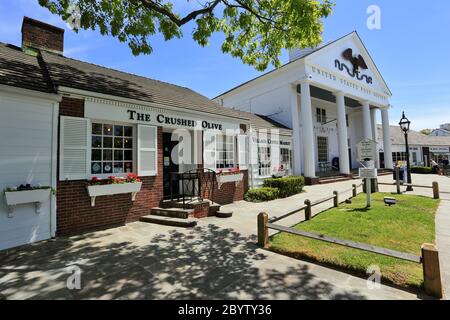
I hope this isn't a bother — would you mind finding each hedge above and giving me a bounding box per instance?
[411,166,433,174]
[244,188,280,202]
[263,176,305,198]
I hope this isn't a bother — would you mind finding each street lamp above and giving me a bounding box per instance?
[399,111,413,191]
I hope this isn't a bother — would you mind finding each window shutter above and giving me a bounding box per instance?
[203,131,216,171]
[60,116,90,180]
[138,125,158,176]
[238,134,248,170]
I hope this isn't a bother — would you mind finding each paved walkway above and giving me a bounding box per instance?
[0,177,419,300]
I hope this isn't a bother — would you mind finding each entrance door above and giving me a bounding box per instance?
[348,148,352,171]
[379,152,385,168]
[163,133,180,199]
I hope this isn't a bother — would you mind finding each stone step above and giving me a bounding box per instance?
[150,207,194,219]
[319,176,352,184]
[139,215,197,228]
[216,211,233,218]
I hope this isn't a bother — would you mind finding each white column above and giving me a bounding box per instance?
[361,101,372,140]
[381,108,394,169]
[300,81,316,179]
[335,92,350,175]
[370,108,380,168]
[290,85,302,176]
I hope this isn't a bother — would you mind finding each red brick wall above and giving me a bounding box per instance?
[22,17,64,53]
[201,170,249,205]
[57,97,164,236]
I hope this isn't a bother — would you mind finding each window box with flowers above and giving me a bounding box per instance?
[4,184,55,217]
[86,174,142,207]
[216,168,244,189]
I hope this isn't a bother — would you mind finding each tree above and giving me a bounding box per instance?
[420,129,432,136]
[38,0,334,71]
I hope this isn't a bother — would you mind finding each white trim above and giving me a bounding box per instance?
[50,102,59,237]
[59,87,250,123]
[0,84,61,102]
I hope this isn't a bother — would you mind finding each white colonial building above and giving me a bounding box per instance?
[215,32,394,184]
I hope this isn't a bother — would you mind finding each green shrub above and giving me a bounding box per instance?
[263,176,305,198]
[411,166,432,174]
[244,188,280,202]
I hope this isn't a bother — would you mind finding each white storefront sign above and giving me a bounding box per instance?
[430,147,450,153]
[85,98,241,132]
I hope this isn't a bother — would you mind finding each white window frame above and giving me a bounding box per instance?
[258,145,271,177]
[90,120,136,178]
[216,134,237,170]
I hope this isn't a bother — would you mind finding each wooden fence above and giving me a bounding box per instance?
[258,183,443,298]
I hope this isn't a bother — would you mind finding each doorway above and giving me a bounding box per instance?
[163,132,180,199]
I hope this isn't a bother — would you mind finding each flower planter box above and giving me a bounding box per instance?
[216,173,244,189]
[87,182,142,207]
[4,188,52,217]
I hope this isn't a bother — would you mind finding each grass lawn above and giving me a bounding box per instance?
[270,192,439,290]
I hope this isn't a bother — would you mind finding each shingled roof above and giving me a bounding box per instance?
[377,125,450,147]
[0,41,248,121]
[0,42,54,93]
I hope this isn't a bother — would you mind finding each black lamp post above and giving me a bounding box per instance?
[399,112,413,191]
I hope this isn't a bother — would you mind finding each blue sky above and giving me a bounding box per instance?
[1,0,449,130]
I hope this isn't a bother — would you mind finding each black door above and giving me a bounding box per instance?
[163,133,179,198]
[348,148,352,171]
[423,147,430,167]
[379,152,385,168]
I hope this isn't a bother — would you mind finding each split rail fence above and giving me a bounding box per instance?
[258,181,443,298]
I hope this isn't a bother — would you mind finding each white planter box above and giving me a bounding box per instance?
[217,173,244,189]
[87,182,142,207]
[4,189,52,217]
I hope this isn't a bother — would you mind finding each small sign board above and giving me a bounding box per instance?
[356,139,377,162]
[359,168,378,179]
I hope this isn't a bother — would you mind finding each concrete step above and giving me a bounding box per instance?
[139,215,197,228]
[150,207,194,219]
[319,176,352,184]
[216,211,233,218]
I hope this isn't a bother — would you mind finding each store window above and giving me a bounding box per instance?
[258,146,271,176]
[317,136,329,163]
[280,147,291,171]
[392,152,407,164]
[91,122,134,175]
[316,108,327,124]
[216,134,236,169]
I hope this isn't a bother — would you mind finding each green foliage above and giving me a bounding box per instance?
[411,166,432,174]
[263,176,304,198]
[420,129,432,135]
[270,193,439,290]
[38,0,334,71]
[244,187,280,202]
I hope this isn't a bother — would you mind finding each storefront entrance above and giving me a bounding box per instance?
[163,132,180,198]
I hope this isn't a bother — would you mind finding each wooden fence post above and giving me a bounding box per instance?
[396,166,401,194]
[352,184,357,198]
[333,191,339,207]
[422,243,443,299]
[257,212,269,248]
[304,199,312,221]
[433,182,440,199]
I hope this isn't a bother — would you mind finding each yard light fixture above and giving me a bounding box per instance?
[399,112,413,191]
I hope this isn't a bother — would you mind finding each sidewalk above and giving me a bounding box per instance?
[436,200,450,299]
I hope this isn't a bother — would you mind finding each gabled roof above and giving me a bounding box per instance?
[0,42,55,93]
[232,109,292,136]
[377,125,450,146]
[215,31,391,99]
